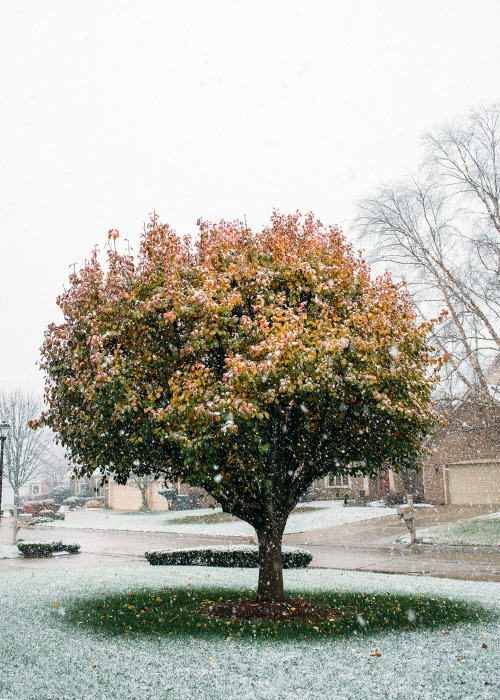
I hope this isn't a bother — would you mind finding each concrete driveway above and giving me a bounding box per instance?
[1,505,499,582]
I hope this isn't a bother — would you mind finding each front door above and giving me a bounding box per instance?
[380,468,390,498]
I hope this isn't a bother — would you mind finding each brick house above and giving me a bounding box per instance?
[309,465,423,502]
[422,358,500,505]
[27,481,51,499]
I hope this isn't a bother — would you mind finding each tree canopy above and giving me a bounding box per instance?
[38,212,442,599]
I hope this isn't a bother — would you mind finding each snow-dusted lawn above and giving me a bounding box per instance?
[408,510,500,546]
[38,500,395,537]
[0,545,20,559]
[396,510,500,545]
[0,565,498,699]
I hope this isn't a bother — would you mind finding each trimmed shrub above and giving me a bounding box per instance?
[48,485,71,504]
[39,509,56,519]
[60,543,81,554]
[23,500,56,516]
[144,545,312,568]
[17,541,81,557]
[63,496,89,508]
[30,512,65,524]
[30,517,54,525]
[84,499,104,508]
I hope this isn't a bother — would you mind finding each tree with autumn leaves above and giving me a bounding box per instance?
[37,212,442,601]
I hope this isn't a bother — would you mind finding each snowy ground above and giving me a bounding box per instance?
[0,565,498,699]
[33,500,396,537]
[397,510,500,546]
[0,545,23,559]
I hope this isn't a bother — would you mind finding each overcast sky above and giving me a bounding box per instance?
[1,0,500,393]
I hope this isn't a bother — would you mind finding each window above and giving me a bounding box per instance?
[328,473,349,488]
[94,483,105,498]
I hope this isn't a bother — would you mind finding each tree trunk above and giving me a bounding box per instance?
[256,526,285,602]
[140,488,149,511]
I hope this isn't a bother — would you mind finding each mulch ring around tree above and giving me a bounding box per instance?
[198,598,345,623]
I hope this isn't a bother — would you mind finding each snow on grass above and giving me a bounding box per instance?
[0,565,498,699]
[38,500,396,536]
[0,544,19,559]
[406,512,500,546]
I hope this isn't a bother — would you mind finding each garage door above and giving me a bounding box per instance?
[446,462,500,505]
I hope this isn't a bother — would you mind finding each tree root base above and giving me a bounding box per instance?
[199,598,344,622]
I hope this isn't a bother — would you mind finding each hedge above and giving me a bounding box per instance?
[144,545,312,568]
[16,541,81,557]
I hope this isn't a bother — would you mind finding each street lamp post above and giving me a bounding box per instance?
[0,421,10,520]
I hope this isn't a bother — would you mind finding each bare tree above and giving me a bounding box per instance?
[38,442,72,488]
[0,388,54,505]
[128,473,156,511]
[356,103,500,404]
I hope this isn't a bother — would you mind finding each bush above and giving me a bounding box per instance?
[38,509,56,519]
[384,490,407,506]
[30,517,55,525]
[144,545,312,568]
[48,485,71,504]
[84,499,104,508]
[77,483,92,498]
[63,496,89,508]
[16,541,81,557]
[29,511,65,524]
[23,500,56,517]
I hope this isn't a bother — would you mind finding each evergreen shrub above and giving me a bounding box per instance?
[17,541,81,557]
[48,485,71,504]
[144,545,312,568]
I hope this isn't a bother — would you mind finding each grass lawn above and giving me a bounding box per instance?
[32,500,396,537]
[418,514,500,546]
[0,566,498,699]
[166,505,322,525]
[166,511,239,525]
